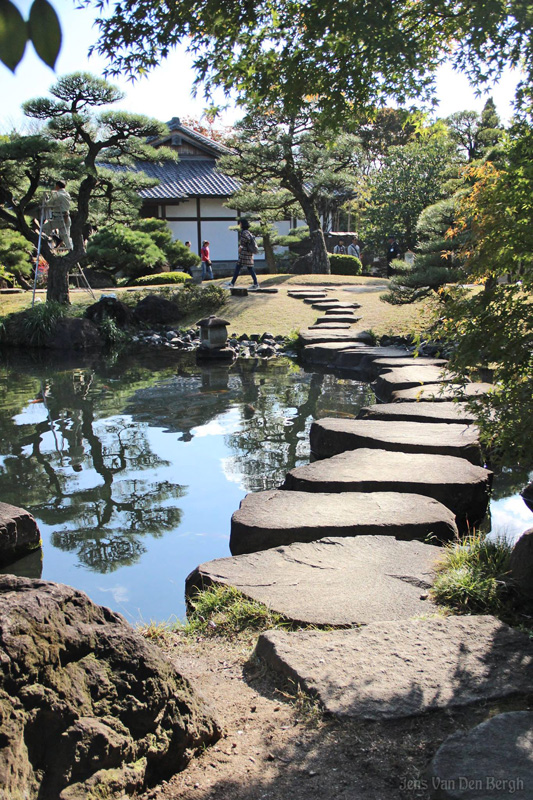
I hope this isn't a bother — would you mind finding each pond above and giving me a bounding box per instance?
[0,348,531,624]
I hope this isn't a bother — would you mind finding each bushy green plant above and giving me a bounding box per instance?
[171,282,226,317]
[97,315,128,348]
[329,253,362,276]
[132,218,200,270]
[87,224,167,277]
[183,585,291,636]
[132,271,192,286]
[382,265,456,304]
[0,228,34,287]
[16,302,67,346]
[431,532,513,616]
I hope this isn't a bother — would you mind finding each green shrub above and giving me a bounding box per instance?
[0,228,34,286]
[329,253,362,275]
[132,218,201,270]
[132,271,192,286]
[97,315,128,348]
[87,224,167,277]
[10,301,67,346]
[183,585,291,636]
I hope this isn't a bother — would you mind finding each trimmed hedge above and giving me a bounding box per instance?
[329,254,363,275]
[132,272,192,286]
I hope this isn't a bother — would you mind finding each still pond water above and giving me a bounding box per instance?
[1,348,531,623]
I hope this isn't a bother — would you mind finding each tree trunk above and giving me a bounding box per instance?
[46,253,74,304]
[298,195,330,274]
[262,233,277,273]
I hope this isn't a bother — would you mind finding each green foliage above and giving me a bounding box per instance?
[10,301,67,346]
[329,253,362,276]
[382,265,456,304]
[86,225,167,277]
[445,98,504,162]
[97,315,128,348]
[132,218,200,269]
[0,0,61,72]
[431,533,513,617]
[183,584,291,636]
[126,282,226,319]
[0,228,34,284]
[132,271,192,286]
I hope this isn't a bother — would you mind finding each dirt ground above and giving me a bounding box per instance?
[138,630,527,800]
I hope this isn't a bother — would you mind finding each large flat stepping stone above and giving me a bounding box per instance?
[311,418,482,464]
[391,382,494,402]
[302,342,369,365]
[311,301,361,310]
[335,346,412,372]
[369,356,448,377]
[374,365,456,401]
[315,315,360,324]
[428,711,533,799]
[283,449,492,530]
[255,616,533,720]
[229,489,457,555]
[186,536,441,627]
[357,401,476,425]
[0,502,41,567]
[288,291,328,298]
[299,329,373,346]
[308,322,351,329]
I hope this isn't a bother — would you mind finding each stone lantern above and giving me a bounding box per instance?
[196,315,234,360]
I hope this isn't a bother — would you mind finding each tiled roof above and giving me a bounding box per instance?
[104,160,240,201]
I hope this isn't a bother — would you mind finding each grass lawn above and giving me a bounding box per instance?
[0,275,437,340]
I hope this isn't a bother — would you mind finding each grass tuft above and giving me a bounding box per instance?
[183,584,292,637]
[431,532,514,616]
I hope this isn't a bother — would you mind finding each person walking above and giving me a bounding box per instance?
[224,218,259,290]
[347,237,361,259]
[200,240,214,280]
[333,239,347,254]
[42,180,73,250]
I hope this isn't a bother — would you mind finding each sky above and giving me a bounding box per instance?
[1,0,521,134]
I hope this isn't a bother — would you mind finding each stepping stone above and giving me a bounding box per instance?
[255,616,533,720]
[288,291,327,299]
[254,287,278,293]
[283,449,492,530]
[391,383,494,402]
[428,711,533,800]
[308,322,351,329]
[325,306,361,315]
[186,536,441,627]
[230,287,249,296]
[310,418,482,464]
[315,315,360,324]
[369,356,448,378]
[335,346,414,372]
[302,342,369,365]
[299,330,373,346]
[229,489,457,555]
[311,301,361,310]
[357,401,476,425]
[373,365,455,401]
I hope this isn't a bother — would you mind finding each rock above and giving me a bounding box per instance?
[308,322,351,329]
[133,294,181,323]
[0,576,220,799]
[310,418,482,465]
[282,449,492,531]
[45,318,103,350]
[315,315,360,324]
[287,291,327,299]
[255,616,533,720]
[369,356,449,378]
[509,528,533,601]
[301,342,368,365]
[325,305,361,314]
[310,301,361,310]
[391,383,494,402]
[187,536,441,626]
[299,330,374,346]
[230,287,248,296]
[0,502,41,567]
[521,481,533,512]
[85,297,134,327]
[428,712,533,799]
[373,365,456,401]
[357,402,476,425]
[229,489,457,555]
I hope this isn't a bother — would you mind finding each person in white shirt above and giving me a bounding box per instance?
[42,180,73,250]
[347,237,361,259]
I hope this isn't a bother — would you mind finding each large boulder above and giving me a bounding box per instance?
[133,294,181,324]
[509,528,533,601]
[85,296,134,327]
[45,318,103,350]
[0,502,41,566]
[0,576,220,800]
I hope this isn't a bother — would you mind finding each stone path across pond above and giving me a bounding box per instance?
[373,364,457,401]
[391,382,494,402]
[357,401,476,425]
[229,489,458,555]
[310,418,482,464]
[186,535,440,626]
[255,617,533,720]
[282,448,492,530]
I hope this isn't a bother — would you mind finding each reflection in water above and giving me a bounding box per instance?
[0,348,530,620]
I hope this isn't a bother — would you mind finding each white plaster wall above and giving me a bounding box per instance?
[201,220,239,261]
[165,200,197,218]
[166,221,199,253]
